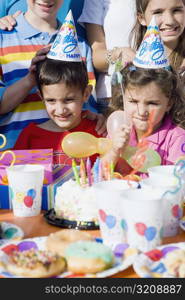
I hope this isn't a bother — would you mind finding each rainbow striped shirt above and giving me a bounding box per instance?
[0,13,96,149]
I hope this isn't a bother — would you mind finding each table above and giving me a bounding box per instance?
[0,209,185,278]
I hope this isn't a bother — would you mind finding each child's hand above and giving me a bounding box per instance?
[0,11,21,31]
[85,111,107,136]
[112,124,130,155]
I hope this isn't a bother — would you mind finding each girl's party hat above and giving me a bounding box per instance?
[47,10,82,62]
[133,16,170,69]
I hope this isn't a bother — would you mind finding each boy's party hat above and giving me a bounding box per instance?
[133,16,170,69]
[47,10,82,62]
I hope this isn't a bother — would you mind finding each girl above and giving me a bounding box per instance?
[103,64,185,176]
[131,0,185,71]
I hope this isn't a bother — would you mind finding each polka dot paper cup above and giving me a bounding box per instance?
[6,164,44,217]
[120,188,163,253]
[93,180,139,252]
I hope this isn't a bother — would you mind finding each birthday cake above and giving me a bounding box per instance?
[54,179,99,224]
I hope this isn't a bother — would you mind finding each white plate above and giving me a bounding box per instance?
[133,242,185,278]
[0,222,24,247]
[0,237,138,278]
[179,216,185,231]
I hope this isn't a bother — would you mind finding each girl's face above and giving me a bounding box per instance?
[124,82,172,139]
[139,0,185,50]
[42,82,91,131]
[27,1,63,20]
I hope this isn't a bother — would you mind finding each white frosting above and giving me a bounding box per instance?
[54,179,98,222]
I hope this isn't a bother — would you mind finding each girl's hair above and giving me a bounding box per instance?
[109,64,185,129]
[36,58,88,95]
[130,0,185,69]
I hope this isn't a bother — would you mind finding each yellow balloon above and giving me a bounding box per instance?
[62,132,112,158]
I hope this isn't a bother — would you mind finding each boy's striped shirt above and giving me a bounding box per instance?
[0,13,96,149]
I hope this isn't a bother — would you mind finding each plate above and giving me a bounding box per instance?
[0,222,24,247]
[179,216,185,231]
[0,237,137,278]
[133,242,185,278]
[44,209,99,230]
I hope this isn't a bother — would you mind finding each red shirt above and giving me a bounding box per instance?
[14,118,102,166]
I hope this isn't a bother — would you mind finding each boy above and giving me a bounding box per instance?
[14,58,101,166]
[0,0,97,149]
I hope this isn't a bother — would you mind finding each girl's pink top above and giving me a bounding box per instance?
[129,115,185,165]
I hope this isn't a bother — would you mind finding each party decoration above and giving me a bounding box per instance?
[120,219,128,231]
[15,192,24,203]
[27,189,36,199]
[86,157,92,186]
[24,196,33,208]
[80,159,86,186]
[2,244,19,255]
[47,10,82,62]
[18,241,38,252]
[144,226,157,241]
[72,159,80,185]
[105,215,116,229]
[122,147,161,173]
[172,205,183,219]
[133,16,170,69]
[62,132,112,158]
[106,110,128,138]
[99,209,106,222]
[135,222,147,236]
[145,249,163,261]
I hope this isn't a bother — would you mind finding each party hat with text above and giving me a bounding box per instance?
[47,10,82,62]
[133,16,170,69]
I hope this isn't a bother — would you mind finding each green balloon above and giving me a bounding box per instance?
[122,146,161,173]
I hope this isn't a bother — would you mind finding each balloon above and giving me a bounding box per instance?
[121,146,161,173]
[24,196,33,208]
[172,205,183,219]
[15,192,24,203]
[62,132,112,158]
[27,188,36,199]
[144,226,157,241]
[135,222,147,236]
[99,209,106,222]
[105,215,116,229]
[107,110,128,138]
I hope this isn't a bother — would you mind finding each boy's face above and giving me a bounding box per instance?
[41,82,91,131]
[27,1,64,19]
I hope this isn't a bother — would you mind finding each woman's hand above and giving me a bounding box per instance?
[0,11,21,30]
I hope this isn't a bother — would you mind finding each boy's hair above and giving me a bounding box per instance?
[109,64,185,129]
[130,0,185,69]
[36,58,89,95]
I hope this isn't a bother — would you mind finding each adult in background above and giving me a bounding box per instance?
[78,0,136,113]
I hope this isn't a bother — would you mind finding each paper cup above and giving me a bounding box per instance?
[7,164,44,217]
[141,177,183,237]
[120,188,163,252]
[93,179,139,252]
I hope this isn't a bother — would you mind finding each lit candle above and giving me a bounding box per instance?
[72,159,80,185]
[93,158,99,183]
[86,157,92,186]
[80,159,86,186]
